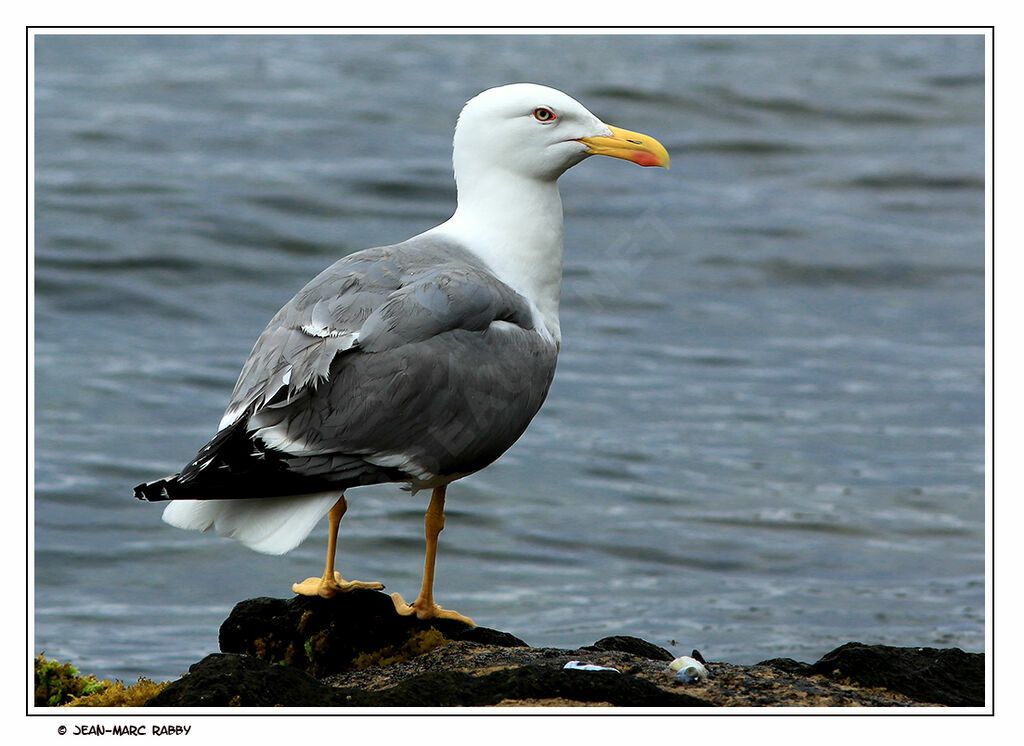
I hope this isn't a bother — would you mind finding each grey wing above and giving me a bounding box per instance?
[248,256,559,485]
[218,245,407,429]
[177,239,558,497]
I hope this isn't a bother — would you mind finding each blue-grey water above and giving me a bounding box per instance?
[33,33,985,683]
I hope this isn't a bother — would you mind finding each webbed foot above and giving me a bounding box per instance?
[390,591,475,625]
[292,571,384,598]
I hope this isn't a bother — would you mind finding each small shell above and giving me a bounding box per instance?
[668,656,709,683]
[563,660,620,673]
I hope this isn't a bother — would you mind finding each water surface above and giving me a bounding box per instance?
[34,33,985,681]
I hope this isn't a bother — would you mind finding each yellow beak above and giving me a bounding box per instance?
[577,124,670,169]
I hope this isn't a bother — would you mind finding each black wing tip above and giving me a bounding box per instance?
[134,477,177,502]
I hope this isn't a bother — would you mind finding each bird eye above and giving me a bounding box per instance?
[532,107,556,122]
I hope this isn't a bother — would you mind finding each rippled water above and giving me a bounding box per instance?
[33,33,985,682]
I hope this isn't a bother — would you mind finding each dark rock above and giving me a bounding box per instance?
[147,652,711,707]
[452,626,528,647]
[584,635,674,661]
[218,590,473,677]
[145,654,340,707]
[366,665,712,706]
[809,642,984,707]
[757,657,813,675]
[143,593,986,707]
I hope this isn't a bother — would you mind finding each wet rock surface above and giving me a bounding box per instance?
[148,591,985,707]
[805,642,984,706]
[146,650,709,707]
[218,591,476,678]
[582,635,675,661]
[145,653,338,707]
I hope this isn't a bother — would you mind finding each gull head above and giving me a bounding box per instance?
[452,83,670,184]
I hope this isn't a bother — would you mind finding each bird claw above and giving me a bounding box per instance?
[292,571,384,598]
[390,591,475,625]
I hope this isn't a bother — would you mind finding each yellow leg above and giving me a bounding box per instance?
[292,495,384,598]
[392,485,475,625]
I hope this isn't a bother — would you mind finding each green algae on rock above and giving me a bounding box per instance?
[218,590,475,678]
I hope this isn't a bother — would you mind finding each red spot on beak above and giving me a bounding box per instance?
[631,151,663,168]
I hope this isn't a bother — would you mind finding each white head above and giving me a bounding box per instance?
[430,83,669,344]
[452,83,669,187]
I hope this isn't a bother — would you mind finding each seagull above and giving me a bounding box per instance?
[135,83,669,625]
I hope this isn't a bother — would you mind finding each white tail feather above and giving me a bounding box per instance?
[162,492,340,555]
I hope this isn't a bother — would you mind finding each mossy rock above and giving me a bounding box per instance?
[219,590,477,678]
[63,678,170,707]
[34,654,110,707]
[34,654,171,707]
